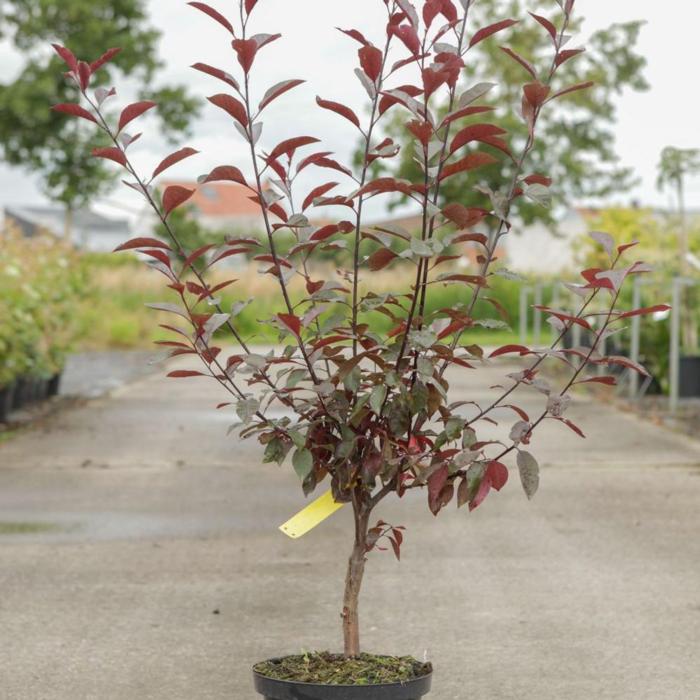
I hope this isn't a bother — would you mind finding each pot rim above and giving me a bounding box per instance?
[253,657,432,690]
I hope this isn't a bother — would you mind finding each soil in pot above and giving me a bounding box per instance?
[253,652,432,700]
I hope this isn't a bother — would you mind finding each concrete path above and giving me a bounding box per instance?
[1,356,699,700]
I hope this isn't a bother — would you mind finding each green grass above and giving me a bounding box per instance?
[0,521,61,535]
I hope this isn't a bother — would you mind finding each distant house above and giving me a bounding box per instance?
[372,207,592,274]
[156,181,265,235]
[3,206,131,253]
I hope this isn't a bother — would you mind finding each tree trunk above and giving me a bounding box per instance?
[342,507,369,658]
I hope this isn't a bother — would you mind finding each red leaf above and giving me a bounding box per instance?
[90,47,122,73]
[92,147,126,166]
[555,48,585,67]
[316,97,360,128]
[489,344,532,358]
[548,81,594,102]
[523,82,551,107]
[52,44,78,72]
[603,355,650,377]
[439,274,486,286]
[114,237,171,252]
[523,173,552,187]
[421,67,449,98]
[310,224,340,241]
[208,93,248,127]
[303,182,339,211]
[389,24,421,56]
[576,376,617,386]
[469,19,518,48]
[560,418,585,438]
[428,465,449,511]
[167,370,206,378]
[618,304,670,320]
[269,136,320,161]
[450,123,506,154]
[142,249,172,267]
[617,241,639,255]
[259,79,305,110]
[581,267,614,290]
[534,306,592,331]
[486,460,509,491]
[499,46,536,79]
[232,38,258,74]
[388,536,401,561]
[442,204,486,228]
[118,101,157,133]
[439,151,497,182]
[51,103,97,124]
[367,247,397,271]
[182,244,215,271]
[204,165,248,187]
[244,0,258,13]
[152,147,199,179]
[162,185,195,217]
[278,313,301,336]
[359,45,383,82]
[191,63,238,90]
[469,474,492,511]
[188,2,234,35]
[338,28,369,46]
[529,12,557,41]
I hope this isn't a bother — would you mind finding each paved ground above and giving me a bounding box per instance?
[1,354,699,700]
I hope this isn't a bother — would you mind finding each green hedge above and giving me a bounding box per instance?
[0,231,87,387]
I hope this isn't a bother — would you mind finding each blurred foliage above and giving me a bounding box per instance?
[73,251,534,350]
[0,227,88,386]
[0,0,200,217]
[382,1,648,228]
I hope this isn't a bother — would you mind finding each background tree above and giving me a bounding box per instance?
[384,0,648,228]
[657,146,700,351]
[0,0,200,239]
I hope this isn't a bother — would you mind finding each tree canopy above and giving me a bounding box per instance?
[0,0,199,214]
[385,0,648,227]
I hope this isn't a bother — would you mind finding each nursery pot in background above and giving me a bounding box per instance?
[0,382,15,423]
[679,356,700,398]
[47,372,63,398]
[253,665,432,700]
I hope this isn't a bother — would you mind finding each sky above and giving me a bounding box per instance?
[0,0,698,224]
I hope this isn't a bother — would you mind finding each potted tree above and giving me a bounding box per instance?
[52,0,666,695]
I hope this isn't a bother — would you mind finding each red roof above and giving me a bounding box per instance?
[160,180,262,218]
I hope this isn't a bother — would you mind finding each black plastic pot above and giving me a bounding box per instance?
[0,382,15,423]
[253,666,432,700]
[12,377,27,410]
[679,356,700,398]
[47,373,62,397]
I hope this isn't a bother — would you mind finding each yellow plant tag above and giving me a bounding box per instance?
[279,489,345,539]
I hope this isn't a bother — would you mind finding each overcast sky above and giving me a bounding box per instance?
[1,0,698,222]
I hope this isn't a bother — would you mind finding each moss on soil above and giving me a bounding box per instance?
[254,651,431,685]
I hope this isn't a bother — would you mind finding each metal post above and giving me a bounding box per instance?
[629,276,641,399]
[669,278,682,413]
[519,286,529,345]
[533,284,543,346]
[550,283,561,344]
